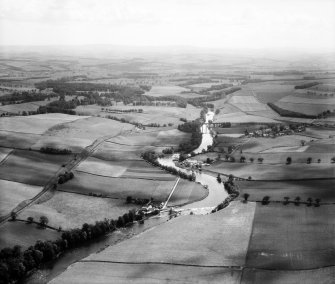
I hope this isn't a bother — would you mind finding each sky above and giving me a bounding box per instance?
[0,0,335,52]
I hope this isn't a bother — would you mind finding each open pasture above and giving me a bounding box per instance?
[208,162,334,180]
[145,85,189,96]
[32,135,92,152]
[228,95,269,112]
[0,150,71,186]
[0,221,60,250]
[76,157,175,181]
[60,171,177,201]
[50,262,241,284]
[84,201,255,266]
[92,141,142,160]
[45,116,133,143]
[213,112,278,124]
[20,191,139,230]
[279,94,335,105]
[248,82,295,103]
[168,179,208,206]
[237,179,335,202]
[0,113,88,134]
[274,101,333,116]
[0,179,42,217]
[304,127,335,139]
[246,203,335,269]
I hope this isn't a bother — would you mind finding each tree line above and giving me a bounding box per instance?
[0,209,140,284]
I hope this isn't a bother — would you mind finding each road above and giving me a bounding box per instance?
[162,177,180,209]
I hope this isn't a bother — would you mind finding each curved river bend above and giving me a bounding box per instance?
[25,111,227,284]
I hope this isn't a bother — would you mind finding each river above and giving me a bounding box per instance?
[25,111,227,283]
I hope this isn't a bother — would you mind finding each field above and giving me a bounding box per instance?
[60,171,177,200]
[168,179,208,206]
[144,85,189,96]
[0,221,60,250]
[50,263,241,284]
[237,179,335,202]
[0,179,42,217]
[50,202,254,283]
[76,104,201,126]
[228,95,269,112]
[246,203,335,269]
[0,131,41,149]
[0,113,89,134]
[0,147,12,162]
[248,82,295,103]
[213,112,278,123]
[19,191,140,230]
[207,162,334,180]
[0,150,71,186]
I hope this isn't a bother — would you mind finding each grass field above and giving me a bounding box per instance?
[248,82,294,103]
[20,191,139,230]
[246,203,335,269]
[274,101,333,116]
[208,162,335,180]
[60,171,177,201]
[0,179,42,217]
[228,95,269,112]
[31,136,92,152]
[0,114,88,134]
[145,85,189,96]
[0,221,60,250]
[0,147,12,162]
[84,201,255,266]
[168,179,208,206]
[237,179,335,202]
[213,112,278,124]
[0,150,71,186]
[50,262,242,284]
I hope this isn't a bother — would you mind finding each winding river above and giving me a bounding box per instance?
[25,111,227,284]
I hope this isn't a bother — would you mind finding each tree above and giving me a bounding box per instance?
[243,193,250,202]
[307,197,313,206]
[317,159,321,163]
[27,217,34,224]
[240,156,246,163]
[126,196,132,204]
[216,174,222,183]
[315,198,321,207]
[249,157,254,163]
[307,157,312,164]
[283,197,290,205]
[331,157,335,163]
[286,157,292,165]
[262,196,270,205]
[294,196,301,206]
[39,216,49,227]
[10,211,17,221]
[301,140,305,146]
[258,157,264,164]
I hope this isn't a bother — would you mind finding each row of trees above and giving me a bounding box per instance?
[58,172,74,184]
[0,210,140,284]
[40,147,72,155]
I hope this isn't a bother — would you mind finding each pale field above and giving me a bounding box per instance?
[84,201,256,266]
[246,203,335,269]
[0,179,42,216]
[144,85,190,96]
[208,162,335,180]
[279,95,335,105]
[0,221,60,250]
[0,147,12,162]
[275,102,333,115]
[241,267,335,284]
[213,112,279,123]
[241,136,315,153]
[50,262,242,284]
[60,171,177,201]
[215,102,241,113]
[247,82,295,103]
[45,116,134,142]
[20,191,139,230]
[76,157,174,181]
[228,95,270,112]
[0,113,89,134]
[304,127,335,139]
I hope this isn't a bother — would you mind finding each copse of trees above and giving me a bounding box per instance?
[40,147,72,155]
[0,209,139,284]
[294,82,320,89]
[58,172,74,184]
